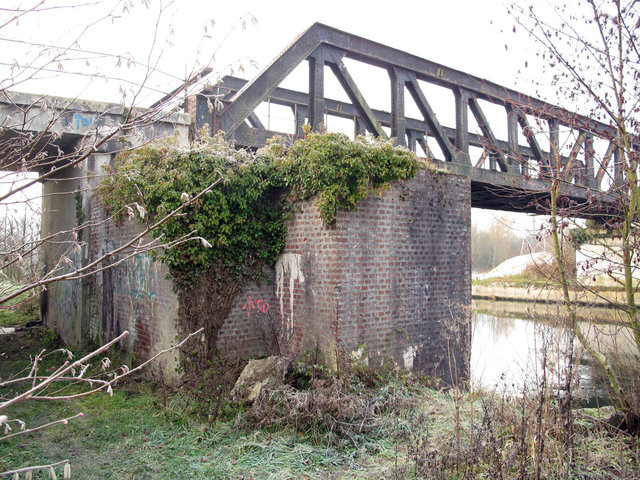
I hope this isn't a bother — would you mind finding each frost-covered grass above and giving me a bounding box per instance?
[1,330,638,479]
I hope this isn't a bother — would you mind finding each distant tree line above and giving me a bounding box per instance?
[471,220,522,273]
[0,210,40,285]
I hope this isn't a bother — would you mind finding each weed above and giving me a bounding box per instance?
[2,333,638,479]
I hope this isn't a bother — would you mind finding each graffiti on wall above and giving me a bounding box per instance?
[242,295,270,318]
[72,113,97,131]
[129,253,156,300]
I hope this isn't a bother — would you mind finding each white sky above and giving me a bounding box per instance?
[2,0,537,102]
[1,0,561,233]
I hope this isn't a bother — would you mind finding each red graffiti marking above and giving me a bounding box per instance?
[256,299,270,313]
[242,295,270,318]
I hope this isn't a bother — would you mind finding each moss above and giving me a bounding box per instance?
[74,191,85,242]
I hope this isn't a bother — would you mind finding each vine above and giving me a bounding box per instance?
[99,131,422,365]
[275,131,420,224]
[101,132,420,287]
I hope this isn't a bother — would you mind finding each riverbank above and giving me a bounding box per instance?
[472,283,637,307]
[472,284,640,327]
[472,296,623,324]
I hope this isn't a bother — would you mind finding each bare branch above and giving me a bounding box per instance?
[1,412,83,442]
[0,459,69,479]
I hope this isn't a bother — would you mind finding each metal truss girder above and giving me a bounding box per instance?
[564,130,587,183]
[596,141,616,186]
[218,22,617,140]
[308,48,325,131]
[218,25,325,134]
[405,72,459,163]
[305,23,618,140]
[217,76,543,162]
[468,97,507,172]
[506,104,521,173]
[389,66,407,146]
[585,134,595,188]
[247,112,265,129]
[214,22,631,192]
[324,47,387,139]
[234,122,287,147]
[475,150,488,168]
[454,87,469,161]
[516,111,546,164]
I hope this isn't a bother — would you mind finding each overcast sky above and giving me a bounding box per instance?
[1,0,556,234]
[1,1,536,101]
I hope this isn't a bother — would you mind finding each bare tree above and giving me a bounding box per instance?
[0,1,257,476]
[0,1,257,307]
[471,218,523,273]
[0,207,40,285]
[510,0,640,430]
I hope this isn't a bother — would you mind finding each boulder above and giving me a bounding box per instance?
[230,356,294,404]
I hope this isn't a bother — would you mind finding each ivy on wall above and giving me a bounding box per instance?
[100,132,422,288]
[276,131,420,224]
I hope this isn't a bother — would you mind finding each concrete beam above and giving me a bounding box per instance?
[0,91,191,171]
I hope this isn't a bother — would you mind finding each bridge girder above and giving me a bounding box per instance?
[189,23,631,215]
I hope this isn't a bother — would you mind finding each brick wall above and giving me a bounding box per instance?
[246,169,472,381]
[85,201,183,384]
[57,160,470,384]
[216,276,279,358]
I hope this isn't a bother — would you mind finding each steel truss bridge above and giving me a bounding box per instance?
[187,23,632,214]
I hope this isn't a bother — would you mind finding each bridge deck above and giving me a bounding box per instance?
[0,91,190,172]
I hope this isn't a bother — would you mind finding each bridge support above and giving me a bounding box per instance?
[219,169,471,383]
[40,152,470,384]
[40,155,85,347]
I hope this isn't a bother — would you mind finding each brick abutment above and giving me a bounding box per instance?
[43,164,471,384]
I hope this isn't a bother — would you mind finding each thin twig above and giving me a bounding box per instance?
[1,413,83,442]
[0,459,69,478]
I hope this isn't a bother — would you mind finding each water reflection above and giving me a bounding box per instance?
[471,312,541,390]
[471,300,638,407]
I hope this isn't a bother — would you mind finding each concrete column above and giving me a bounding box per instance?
[40,161,83,347]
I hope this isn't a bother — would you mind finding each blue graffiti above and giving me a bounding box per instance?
[72,113,97,130]
[129,254,156,300]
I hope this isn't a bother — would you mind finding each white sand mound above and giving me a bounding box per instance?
[475,251,554,280]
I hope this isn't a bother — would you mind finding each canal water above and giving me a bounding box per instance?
[471,299,638,407]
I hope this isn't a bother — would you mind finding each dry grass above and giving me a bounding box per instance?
[1,330,639,479]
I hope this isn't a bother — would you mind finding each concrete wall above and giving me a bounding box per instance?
[40,160,83,347]
[85,180,182,384]
[40,107,190,383]
[40,150,184,384]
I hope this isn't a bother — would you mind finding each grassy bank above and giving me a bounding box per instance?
[471,267,634,296]
[0,283,39,328]
[471,271,640,318]
[1,330,639,479]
